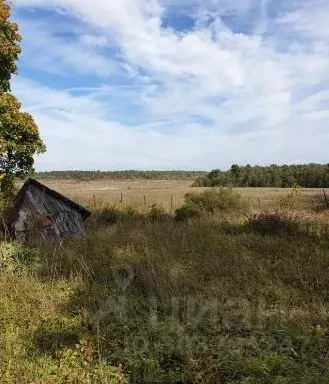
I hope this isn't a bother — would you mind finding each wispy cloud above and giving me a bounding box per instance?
[16,10,118,78]
[10,0,329,170]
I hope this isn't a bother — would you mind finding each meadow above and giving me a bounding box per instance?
[37,178,328,212]
[1,179,329,383]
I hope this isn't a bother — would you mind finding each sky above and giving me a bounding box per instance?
[11,0,329,171]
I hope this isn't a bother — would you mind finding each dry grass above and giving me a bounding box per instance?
[30,178,329,212]
[3,182,329,383]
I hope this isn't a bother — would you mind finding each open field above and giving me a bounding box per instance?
[34,178,328,212]
[2,180,329,383]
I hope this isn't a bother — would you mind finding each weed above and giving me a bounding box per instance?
[0,241,40,273]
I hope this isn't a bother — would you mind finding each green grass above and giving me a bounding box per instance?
[2,190,329,383]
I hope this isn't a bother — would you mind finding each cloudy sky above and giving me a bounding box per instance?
[11,0,329,171]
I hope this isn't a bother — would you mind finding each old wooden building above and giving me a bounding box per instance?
[7,179,91,242]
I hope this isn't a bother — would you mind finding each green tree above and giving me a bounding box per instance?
[196,164,329,188]
[0,0,45,194]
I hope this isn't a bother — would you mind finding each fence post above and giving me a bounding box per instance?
[171,195,173,210]
[323,189,329,209]
[120,193,123,204]
[144,195,147,210]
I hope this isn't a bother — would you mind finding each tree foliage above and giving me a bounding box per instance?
[35,170,207,181]
[194,164,329,188]
[0,0,21,93]
[0,93,46,174]
[0,0,45,193]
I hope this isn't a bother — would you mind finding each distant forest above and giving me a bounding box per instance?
[34,170,207,181]
[193,164,329,188]
[33,165,329,188]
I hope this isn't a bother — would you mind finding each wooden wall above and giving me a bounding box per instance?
[13,184,86,242]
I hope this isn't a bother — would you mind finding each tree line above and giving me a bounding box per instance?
[193,164,329,188]
[34,170,207,181]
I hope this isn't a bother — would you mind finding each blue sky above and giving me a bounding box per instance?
[11,0,329,171]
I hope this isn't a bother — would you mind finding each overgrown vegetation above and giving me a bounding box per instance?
[2,187,329,383]
[0,241,40,272]
[194,163,329,188]
[175,188,249,220]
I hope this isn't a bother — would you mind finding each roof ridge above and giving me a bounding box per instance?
[10,178,91,222]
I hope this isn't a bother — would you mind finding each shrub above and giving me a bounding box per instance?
[191,177,212,187]
[98,206,121,225]
[187,189,247,212]
[93,205,141,226]
[279,185,303,211]
[246,211,301,236]
[148,204,169,221]
[175,204,201,221]
[175,189,248,220]
[0,241,40,273]
[121,205,140,221]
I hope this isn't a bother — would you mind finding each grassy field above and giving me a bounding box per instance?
[36,178,328,212]
[1,180,329,383]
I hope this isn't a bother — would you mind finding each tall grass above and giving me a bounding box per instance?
[1,189,329,383]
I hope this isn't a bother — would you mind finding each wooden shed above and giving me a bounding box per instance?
[7,178,91,242]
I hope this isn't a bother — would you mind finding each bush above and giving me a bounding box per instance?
[279,185,303,211]
[93,205,141,226]
[175,189,248,220]
[0,241,40,273]
[175,204,201,221]
[187,189,248,212]
[191,177,212,187]
[148,204,169,221]
[98,206,121,225]
[246,211,302,236]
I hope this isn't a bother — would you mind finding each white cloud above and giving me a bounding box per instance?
[163,0,255,16]
[12,75,329,172]
[17,13,118,77]
[10,0,329,169]
[80,34,107,48]
[13,77,103,116]
[277,1,329,40]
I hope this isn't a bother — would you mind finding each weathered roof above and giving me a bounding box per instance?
[8,178,91,224]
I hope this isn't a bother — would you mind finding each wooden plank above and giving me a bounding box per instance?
[13,183,88,242]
